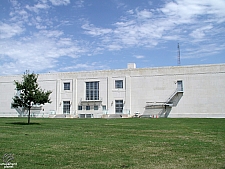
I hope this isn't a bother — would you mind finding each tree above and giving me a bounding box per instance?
[12,71,52,124]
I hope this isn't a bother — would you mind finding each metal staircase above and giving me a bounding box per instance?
[15,106,42,117]
[143,87,183,118]
[15,107,25,117]
[165,88,183,106]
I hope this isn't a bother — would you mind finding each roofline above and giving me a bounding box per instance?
[0,63,225,77]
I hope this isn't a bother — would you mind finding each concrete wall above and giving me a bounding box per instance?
[0,64,224,118]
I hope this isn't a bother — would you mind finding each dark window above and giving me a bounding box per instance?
[79,114,85,118]
[102,105,106,110]
[64,82,70,90]
[115,100,123,113]
[115,80,123,89]
[79,114,93,118]
[86,105,90,110]
[86,81,99,100]
[63,101,70,114]
[177,80,183,91]
[94,105,98,110]
[78,106,82,110]
[86,114,92,118]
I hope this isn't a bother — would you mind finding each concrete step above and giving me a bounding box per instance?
[54,114,67,118]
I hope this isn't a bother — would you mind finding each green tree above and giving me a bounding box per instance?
[12,71,52,124]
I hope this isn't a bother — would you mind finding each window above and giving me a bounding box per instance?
[94,105,98,110]
[177,80,183,91]
[86,105,90,110]
[115,100,123,113]
[79,114,85,118]
[63,101,70,114]
[86,81,99,100]
[64,82,70,90]
[115,80,123,89]
[102,105,106,110]
[78,105,82,110]
[86,114,93,118]
[79,114,93,118]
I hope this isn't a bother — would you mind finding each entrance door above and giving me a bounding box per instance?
[63,101,70,114]
[115,100,123,113]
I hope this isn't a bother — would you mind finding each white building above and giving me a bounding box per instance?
[0,63,225,118]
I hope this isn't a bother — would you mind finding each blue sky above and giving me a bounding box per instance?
[0,0,225,75]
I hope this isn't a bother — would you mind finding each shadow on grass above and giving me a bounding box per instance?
[6,122,41,125]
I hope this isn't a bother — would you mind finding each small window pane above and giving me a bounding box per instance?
[86,114,92,118]
[78,106,82,110]
[115,80,123,89]
[86,105,90,110]
[79,114,85,118]
[94,105,98,110]
[177,81,183,91]
[102,105,106,110]
[64,82,70,90]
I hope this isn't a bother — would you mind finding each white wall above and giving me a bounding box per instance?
[0,64,225,118]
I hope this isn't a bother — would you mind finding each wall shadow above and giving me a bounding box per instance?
[171,92,183,106]
[6,122,40,125]
[164,92,183,117]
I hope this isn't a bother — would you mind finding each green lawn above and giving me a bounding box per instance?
[0,118,225,169]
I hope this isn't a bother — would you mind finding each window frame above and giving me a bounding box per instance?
[177,80,183,91]
[86,105,91,110]
[94,105,98,110]
[115,80,123,89]
[102,105,106,111]
[63,101,70,114]
[115,100,123,113]
[64,82,70,90]
[78,105,82,110]
[86,81,99,100]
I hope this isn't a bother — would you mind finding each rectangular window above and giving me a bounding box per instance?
[86,114,93,118]
[115,100,123,113]
[86,81,99,100]
[79,114,93,118]
[86,105,90,110]
[102,105,106,110]
[78,105,82,110]
[177,80,183,91]
[63,101,70,114]
[64,82,70,90]
[94,105,98,110]
[79,114,85,118]
[115,80,123,89]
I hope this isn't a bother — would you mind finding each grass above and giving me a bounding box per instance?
[0,118,225,169]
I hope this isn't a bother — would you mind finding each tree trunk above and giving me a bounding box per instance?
[28,107,31,124]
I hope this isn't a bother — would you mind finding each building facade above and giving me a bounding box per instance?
[0,63,225,118]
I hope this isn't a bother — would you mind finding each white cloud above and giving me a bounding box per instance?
[182,43,225,59]
[82,23,112,36]
[75,0,84,8]
[1,0,225,75]
[49,0,70,6]
[107,44,123,51]
[161,0,225,24]
[58,62,109,72]
[38,30,64,38]
[134,55,145,59]
[189,25,213,40]
[26,3,49,13]
[81,0,225,58]
[0,30,87,74]
[0,22,24,39]
[136,9,152,19]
